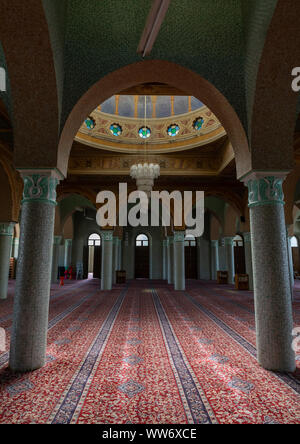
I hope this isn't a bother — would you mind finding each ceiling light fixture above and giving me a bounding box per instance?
[130,96,160,197]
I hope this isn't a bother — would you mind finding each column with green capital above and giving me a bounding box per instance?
[242,173,295,372]
[9,169,63,372]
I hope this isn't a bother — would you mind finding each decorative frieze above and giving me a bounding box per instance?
[68,155,219,175]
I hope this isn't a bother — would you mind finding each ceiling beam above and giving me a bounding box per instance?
[118,83,187,96]
[137,0,171,57]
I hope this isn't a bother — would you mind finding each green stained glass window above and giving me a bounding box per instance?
[110,123,122,136]
[138,126,151,139]
[84,116,96,130]
[193,117,204,131]
[167,124,180,137]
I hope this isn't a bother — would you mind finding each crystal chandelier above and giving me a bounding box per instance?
[130,96,160,195]
[130,163,160,196]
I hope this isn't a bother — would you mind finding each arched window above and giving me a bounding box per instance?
[88,233,101,246]
[233,234,243,247]
[185,234,196,247]
[291,236,298,247]
[136,234,149,247]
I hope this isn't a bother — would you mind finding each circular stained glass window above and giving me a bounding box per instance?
[84,116,96,130]
[139,126,151,139]
[110,123,122,136]
[167,124,180,137]
[193,117,204,131]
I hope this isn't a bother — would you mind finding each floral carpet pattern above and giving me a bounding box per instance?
[0,279,299,424]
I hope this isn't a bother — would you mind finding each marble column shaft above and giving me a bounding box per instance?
[112,237,119,284]
[173,231,185,290]
[64,239,72,269]
[224,237,235,284]
[167,236,174,284]
[118,238,122,270]
[9,170,62,372]
[210,240,219,281]
[245,174,295,372]
[100,230,113,291]
[162,239,167,280]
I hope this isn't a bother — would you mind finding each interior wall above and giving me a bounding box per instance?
[0,163,13,221]
[71,210,101,268]
[122,226,163,280]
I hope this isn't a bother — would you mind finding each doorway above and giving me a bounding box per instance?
[135,234,150,279]
[185,234,197,279]
[233,234,246,274]
[87,233,102,279]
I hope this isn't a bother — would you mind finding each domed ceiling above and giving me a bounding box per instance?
[75,94,226,154]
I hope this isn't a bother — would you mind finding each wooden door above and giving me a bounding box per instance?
[93,246,102,279]
[82,246,89,279]
[185,245,197,279]
[135,246,150,278]
[234,245,246,274]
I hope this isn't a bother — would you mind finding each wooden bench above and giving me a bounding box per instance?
[217,271,228,284]
[116,270,126,284]
[235,274,249,290]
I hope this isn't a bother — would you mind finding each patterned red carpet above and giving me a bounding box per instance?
[0,279,299,424]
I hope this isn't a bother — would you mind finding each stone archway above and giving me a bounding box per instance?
[57,60,250,178]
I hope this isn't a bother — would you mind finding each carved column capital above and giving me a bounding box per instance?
[241,172,287,208]
[18,169,64,206]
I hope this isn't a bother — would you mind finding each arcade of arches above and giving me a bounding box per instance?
[0,0,300,424]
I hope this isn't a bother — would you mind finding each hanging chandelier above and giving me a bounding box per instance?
[130,96,160,196]
[130,162,160,196]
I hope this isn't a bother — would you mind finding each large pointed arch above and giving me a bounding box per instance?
[58,60,250,178]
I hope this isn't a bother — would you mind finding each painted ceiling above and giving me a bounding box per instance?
[75,97,226,153]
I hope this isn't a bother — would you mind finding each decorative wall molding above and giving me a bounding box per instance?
[68,154,221,176]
